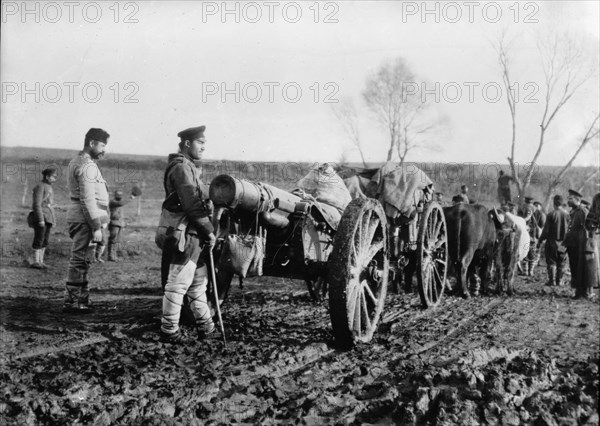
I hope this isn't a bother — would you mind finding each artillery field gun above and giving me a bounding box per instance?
[208,163,448,347]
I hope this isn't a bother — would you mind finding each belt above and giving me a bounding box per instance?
[70,197,108,211]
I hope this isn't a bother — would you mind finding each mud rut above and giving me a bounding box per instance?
[1,257,599,425]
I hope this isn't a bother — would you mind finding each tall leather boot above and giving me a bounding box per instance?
[78,283,94,312]
[546,265,556,286]
[63,283,81,313]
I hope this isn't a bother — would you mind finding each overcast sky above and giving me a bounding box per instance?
[1,1,599,167]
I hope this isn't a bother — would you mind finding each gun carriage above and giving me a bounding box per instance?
[209,163,448,347]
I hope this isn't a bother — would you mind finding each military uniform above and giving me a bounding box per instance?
[564,204,587,295]
[64,130,110,312]
[161,126,215,338]
[582,194,600,296]
[538,207,569,286]
[30,173,56,268]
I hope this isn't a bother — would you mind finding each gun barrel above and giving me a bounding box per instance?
[209,174,301,213]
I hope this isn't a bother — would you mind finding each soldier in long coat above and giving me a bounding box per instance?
[63,128,110,313]
[564,189,589,298]
[582,193,600,297]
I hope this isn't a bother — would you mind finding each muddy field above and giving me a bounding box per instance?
[0,170,598,425]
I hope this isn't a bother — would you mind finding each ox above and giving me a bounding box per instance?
[444,204,522,297]
[488,209,524,295]
[444,204,496,298]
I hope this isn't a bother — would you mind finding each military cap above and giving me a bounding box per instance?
[524,196,533,203]
[568,189,583,198]
[85,128,110,143]
[452,195,464,203]
[177,125,206,141]
[581,199,590,207]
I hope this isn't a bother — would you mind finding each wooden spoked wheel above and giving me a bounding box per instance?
[416,202,448,308]
[328,198,389,348]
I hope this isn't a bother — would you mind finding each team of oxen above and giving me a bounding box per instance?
[444,203,528,298]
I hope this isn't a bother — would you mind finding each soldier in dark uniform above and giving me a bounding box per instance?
[584,193,600,295]
[160,125,217,343]
[533,201,546,229]
[563,189,588,298]
[537,195,569,286]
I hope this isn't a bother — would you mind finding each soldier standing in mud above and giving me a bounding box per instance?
[564,189,589,299]
[160,125,217,343]
[63,128,110,313]
[537,195,569,287]
[29,166,58,269]
[106,190,136,262]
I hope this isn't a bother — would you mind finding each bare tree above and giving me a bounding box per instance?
[331,98,368,168]
[544,114,600,208]
[362,58,442,165]
[577,168,600,195]
[495,30,598,199]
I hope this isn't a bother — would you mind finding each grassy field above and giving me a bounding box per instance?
[2,145,598,210]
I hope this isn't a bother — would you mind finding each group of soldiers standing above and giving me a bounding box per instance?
[28,127,216,343]
[435,170,599,300]
[500,180,599,300]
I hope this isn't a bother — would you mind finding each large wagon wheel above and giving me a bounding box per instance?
[328,198,389,348]
[416,201,448,308]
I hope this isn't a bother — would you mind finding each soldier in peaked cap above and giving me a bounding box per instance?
[564,188,590,298]
[63,128,110,313]
[158,125,217,344]
[177,126,206,142]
